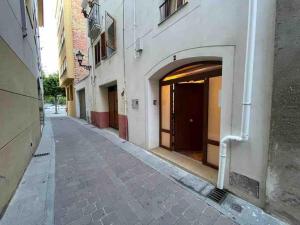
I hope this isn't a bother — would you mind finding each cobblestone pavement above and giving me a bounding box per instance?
[52,117,238,225]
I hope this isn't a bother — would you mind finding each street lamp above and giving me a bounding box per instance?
[75,50,91,70]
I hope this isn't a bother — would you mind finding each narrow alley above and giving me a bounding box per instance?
[52,117,236,225]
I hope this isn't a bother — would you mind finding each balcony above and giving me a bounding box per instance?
[88,3,102,40]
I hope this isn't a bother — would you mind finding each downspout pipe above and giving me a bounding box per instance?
[217,0,257,189]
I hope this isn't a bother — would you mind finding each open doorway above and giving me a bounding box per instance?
[78,89,86,120]
[159,62,222,170]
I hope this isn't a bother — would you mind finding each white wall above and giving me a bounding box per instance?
[123,0,276,206]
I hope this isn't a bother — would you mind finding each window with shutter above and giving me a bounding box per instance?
[100,32,107,59]
[105,13,116,57]
[94,40,101,66]
[159,0,187,22]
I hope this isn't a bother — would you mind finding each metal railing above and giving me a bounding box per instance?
[88,3,102,39]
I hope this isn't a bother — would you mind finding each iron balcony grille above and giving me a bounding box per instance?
[88,3,102,39]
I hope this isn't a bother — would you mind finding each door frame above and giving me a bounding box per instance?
[159,62,222,167]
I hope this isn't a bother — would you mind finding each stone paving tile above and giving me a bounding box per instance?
[52,117,238,225]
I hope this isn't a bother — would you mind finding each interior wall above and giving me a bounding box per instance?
[207,76,222,166]
[160,84,171,148]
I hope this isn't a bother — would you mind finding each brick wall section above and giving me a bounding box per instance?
[71,0,89,84]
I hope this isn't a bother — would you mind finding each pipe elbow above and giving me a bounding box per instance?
[221,135,243,144]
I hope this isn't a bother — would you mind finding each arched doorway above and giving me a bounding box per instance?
[159,62,222,169]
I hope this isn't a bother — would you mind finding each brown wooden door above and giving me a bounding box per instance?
[108,86,118,129]
[174,83,204,151]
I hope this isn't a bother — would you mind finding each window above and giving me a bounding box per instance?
[105,13,116,57]
[159,0,187,22]
[25,0,34,28]
[94,40,101,65]
[97,13,116,62]
[100,32,107,59]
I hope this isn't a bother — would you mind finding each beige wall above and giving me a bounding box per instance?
[207,76,222,166]
[0,39,41,214]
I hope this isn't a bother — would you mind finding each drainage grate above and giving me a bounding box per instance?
[33,152,50,157]
[207,188,228,204]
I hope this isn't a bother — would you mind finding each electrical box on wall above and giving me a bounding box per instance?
[132,99,139,109]
[135,38,143,52]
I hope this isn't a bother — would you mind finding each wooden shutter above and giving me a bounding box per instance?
[101,32,107,59]
[94,41,101,65]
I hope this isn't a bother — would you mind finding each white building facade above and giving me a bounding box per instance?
[78,0,284,220]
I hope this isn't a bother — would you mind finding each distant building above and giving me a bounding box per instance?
[55,0,89,117]
[0,0,44,215]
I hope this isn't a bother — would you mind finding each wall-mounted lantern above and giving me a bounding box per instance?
[75,50,92,70]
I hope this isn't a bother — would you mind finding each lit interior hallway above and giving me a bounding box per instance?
[52,117,237,225]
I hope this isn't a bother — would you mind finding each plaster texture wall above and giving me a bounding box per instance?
[123,0,276,207]
[0,0,42,215]
[266,0,300,224]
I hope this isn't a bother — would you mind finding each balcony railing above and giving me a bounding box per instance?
[88,3,102,39]
[159,0,187,22]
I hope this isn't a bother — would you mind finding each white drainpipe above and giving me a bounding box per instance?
[217,0,258,189]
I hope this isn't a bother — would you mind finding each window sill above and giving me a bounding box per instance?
[101,50,117,62]
[106,50,117,60]
[158,2,188,26]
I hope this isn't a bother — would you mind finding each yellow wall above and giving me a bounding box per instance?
[0,40,41,214]
[57,0,76,116]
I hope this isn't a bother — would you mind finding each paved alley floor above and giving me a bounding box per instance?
[52,117,237,225]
